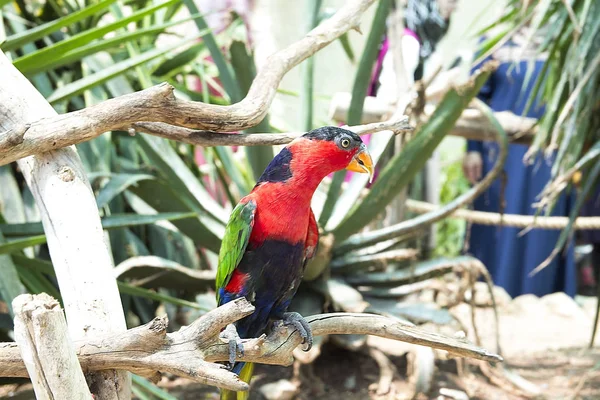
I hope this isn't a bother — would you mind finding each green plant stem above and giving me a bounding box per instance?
[301,0,323,132]
[332,65,497,243]
[319,0,391,227]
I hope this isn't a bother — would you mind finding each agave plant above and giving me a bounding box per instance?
[0,0,505,396]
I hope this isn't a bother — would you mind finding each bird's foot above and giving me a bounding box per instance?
[281,312,313,351]
[219,324,244,368]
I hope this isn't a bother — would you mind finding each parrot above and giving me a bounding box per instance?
[216,126,374,400]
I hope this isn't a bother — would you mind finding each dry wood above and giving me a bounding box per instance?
[0,52,129,399]
[0,298,502,392]
[0,0,378,166]
[12,294,92,400]
[129,114,412,148]
[329,93,537,144]
[405,199,600,229]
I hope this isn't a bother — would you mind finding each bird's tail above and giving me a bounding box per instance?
[220,362,254,400]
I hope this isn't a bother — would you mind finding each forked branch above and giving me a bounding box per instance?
[0,298,502,392]
[0,0,379,166]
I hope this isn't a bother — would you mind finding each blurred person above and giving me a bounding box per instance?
[463,28,576,298]
[373,0,457,102]
[356,0,456,185]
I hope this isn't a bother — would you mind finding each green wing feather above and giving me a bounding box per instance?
[215,199,257,303]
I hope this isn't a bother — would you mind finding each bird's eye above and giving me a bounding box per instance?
[341,138,351,148]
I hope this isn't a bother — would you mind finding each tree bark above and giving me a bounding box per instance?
[0,52,129,399]
[0,298,502,393]
[0,0,380,166]
[329,93,537,144]
[12,294,92,400]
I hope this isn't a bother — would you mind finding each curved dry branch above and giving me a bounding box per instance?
[0,298,502,392]
[0,0,378,166]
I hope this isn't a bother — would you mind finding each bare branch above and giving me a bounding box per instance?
[405,199,600,230]
[330,93,537,144]
[0,124,27,152]
[0,0,378,166]
[12,294,92,400]
[129,115,412,148]
[0,298,502,392]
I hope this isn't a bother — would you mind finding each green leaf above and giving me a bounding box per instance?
[0,165,26,224]
[325,130,394,230]
[319,0,391,228]
[366,298,453,325]
[96,173,155,208]
[338,32,355,62]
[17,267,49,297]
[347,0,391,126]
[132,375,179,400]
[114,255,214,291]
[29,17,205,74]
[0,212,197,236]
[147,224,200,271]
[0,231,26,316]
[12,254,208,311]
[152,41,206,78]
[1,0,119,52]
[117,281,211,311]
[345,257,464,287]
[213,147,251,198]
[335,95,508,254]
[332,66,495,241]
[300,0,323,132]
[229,38,274,180]
[183,0,241,102]
[17,266,61,300]
[13,0,180,76]
[127,180,223,253]
[311,278,366,313]
[331,248,417,274]
[0,235,47,255]
[531,159,600,276]
[47,34,200,103]
[318,171,346,227]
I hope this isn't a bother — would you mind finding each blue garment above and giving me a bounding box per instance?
[466,53,576,298]
[580,186,600,244]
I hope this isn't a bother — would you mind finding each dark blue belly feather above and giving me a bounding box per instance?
[219,239,305,339]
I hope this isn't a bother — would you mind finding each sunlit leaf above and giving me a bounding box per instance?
[0,235,47,255]
[96,173,155,208]
[1,0,118,52]
[47,34,201,103]
[13,0,180,76]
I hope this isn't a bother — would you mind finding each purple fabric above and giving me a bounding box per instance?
[403,27,420,43]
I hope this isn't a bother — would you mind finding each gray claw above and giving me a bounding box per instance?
[219,324,244,367]
[282,312,313,351]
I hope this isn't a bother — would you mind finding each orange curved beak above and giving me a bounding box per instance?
[346,144,374,183]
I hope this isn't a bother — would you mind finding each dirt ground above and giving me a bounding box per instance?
[163,290,600,400]
[155,344,600,400]
[2,291,600,400]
